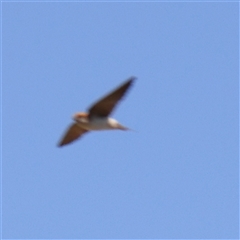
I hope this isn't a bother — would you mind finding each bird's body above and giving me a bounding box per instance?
[58,77,135,147]
[73,113,128,131]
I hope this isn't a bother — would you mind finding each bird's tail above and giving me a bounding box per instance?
[117,124,129,130]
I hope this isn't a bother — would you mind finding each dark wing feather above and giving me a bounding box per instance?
[88,77,136,118]
[58,123,87,147]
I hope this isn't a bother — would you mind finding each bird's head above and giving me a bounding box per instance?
[72,112,89,123]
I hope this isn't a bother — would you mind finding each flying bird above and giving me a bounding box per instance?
[58,77,136,147]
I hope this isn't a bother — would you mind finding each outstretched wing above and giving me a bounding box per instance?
[88,77,136,118]
[58,123,88,147]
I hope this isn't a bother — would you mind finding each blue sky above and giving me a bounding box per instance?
[2,1,239,239]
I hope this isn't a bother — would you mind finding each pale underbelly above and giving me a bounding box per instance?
[76,118,117,131]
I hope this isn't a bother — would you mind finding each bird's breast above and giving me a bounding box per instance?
[91,117,120,130]
[76,117,115,130]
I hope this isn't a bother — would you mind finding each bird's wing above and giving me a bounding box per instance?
[58,123,88,147]
[88,76,136,118]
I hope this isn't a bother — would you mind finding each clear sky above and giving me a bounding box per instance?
[2,1,239,239]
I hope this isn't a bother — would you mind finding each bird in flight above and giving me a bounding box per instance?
[58,76,136,147]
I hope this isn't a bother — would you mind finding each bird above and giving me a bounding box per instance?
[58,76,136,147]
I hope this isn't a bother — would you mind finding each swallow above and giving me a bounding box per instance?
[58,77,136,147]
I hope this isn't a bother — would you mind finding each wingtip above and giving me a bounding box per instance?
[57,142,64,147]
[123,76,137,88]
[128,76,137,82]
